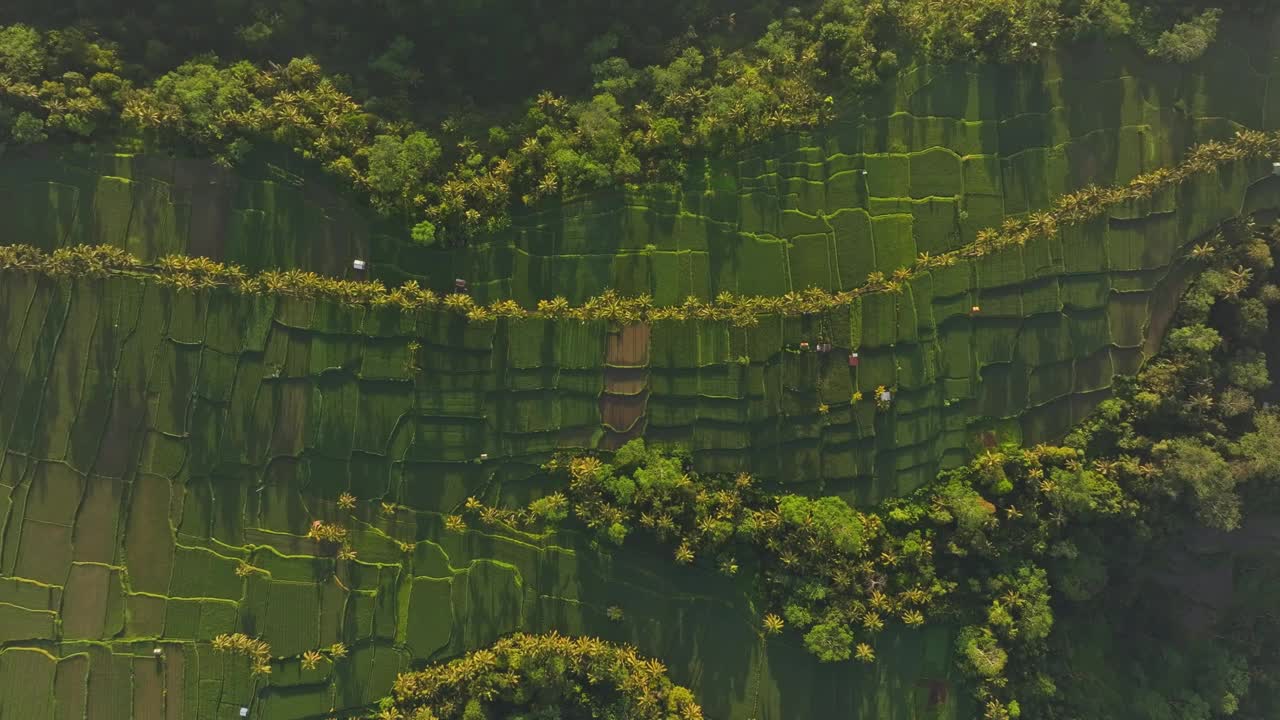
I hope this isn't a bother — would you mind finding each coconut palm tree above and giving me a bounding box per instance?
[854,643,875,663]
[763,613,785,635]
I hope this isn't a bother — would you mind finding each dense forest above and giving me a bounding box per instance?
[1,0,1275,241]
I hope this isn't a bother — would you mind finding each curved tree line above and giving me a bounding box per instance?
[2,128,1279,327]
[374,632,704,720]
[0,7,1258,241]
[455,214,1280,718]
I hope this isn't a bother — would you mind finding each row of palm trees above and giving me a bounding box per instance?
[211,632,273,676]
[2,129,1277,324]
[382,631,704,720]
[211,631,348,676]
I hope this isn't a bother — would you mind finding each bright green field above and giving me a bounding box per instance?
[1,23,1280,720]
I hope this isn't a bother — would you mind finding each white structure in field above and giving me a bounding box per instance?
[353,259,367,270]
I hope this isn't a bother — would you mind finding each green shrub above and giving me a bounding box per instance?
[410,220,438,246]
[1149,8,1221,62]
[803,620,854,662]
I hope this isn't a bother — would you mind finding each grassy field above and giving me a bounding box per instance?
[1,24,1279,720]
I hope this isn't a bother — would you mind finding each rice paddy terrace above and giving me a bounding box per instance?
[1,23,1280,720]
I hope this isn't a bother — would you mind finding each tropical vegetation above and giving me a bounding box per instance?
[376,632,704,720]
[0,3,1258,240]
[458,214,1280,718]
[2,127,1278,327]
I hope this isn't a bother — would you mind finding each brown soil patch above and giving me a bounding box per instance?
[601,324,651,445]
[917,679,950,708]
[603,367,648,395]
[606,324,650,366]
[601,391,649,432]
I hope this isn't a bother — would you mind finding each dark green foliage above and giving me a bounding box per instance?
[526,493,569,524]
[803,619,854,662]
[0,24,44,80]
[363,131,442,211]
[1037,216,1280,719]
[9,111,45,143]
[1235,297,1269,337]
[957,626,1007,679]
[1166,324,1220,355]
[411,219,438,246]
[1070,0,1137,38]
[0,2,1256,241]
[775,495,865,555]
[1149,8,1221,62]
[1156,437,1239,530]
[0,24,128,143]
[1237,410,1280,479]
[459,215,1280,716]
[1226,349,1269,392]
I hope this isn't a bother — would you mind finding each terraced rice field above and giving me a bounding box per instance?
[0,270,972,718]
[1,22,1279,719]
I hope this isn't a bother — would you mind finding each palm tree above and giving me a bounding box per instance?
[854,643,875,663]
[763,613,785,635]
[301,650,324,670]
[675,543,695,564]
